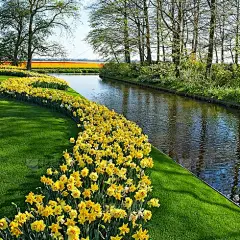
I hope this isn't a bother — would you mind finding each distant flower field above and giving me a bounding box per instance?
[2,61,104,69]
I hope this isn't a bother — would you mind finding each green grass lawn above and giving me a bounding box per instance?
[0,75,17,82]
[0,98,78,218]
[149,147,240,240]
[66,86,83,97]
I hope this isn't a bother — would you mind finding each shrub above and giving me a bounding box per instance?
[211,64,234,87]
[138,63,175,84]
[100,62,140,79]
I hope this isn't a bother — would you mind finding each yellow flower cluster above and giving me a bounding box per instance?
[0,69,159,240]
[0,76,69,92]
[26,61,104,69]
[0,61,103,69]
[0,65,20,69]
[0,66,70,86]
[0,67,43,77]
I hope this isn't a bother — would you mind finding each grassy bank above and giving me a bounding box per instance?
[149,147,240,240]
[100,62,240,105]
[0,98,78,218]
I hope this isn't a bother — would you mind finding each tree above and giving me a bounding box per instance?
[0,0,28,65]
[31,30,66,58]
[159,0,186,77]
[0,32,27,64]
[87,0,240,76]
[235,0,240,64]
[123,0,131,63]
[87,0,135,63]
[86,28,122,62]
[25,0,81,70]
[143,0,152,64]
[206,0,217,75]
[0,0,79,68]
[191,0,201,60]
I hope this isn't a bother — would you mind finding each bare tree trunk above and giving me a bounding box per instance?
[184,25,189,57]
[13,19,25,66]
[180,0,186,56]
[192,0,200,60]
[171,0,175,63]
[137,18,144,64]
[220,2,226,64]
[143,0,152,64]
[235,0,240,65]
[174,0,183,77]
[215,41,219,63]
[206,0,216,75]
[156,0,161,62]
[161,32,166,61]
[27,13,34,71]
[123,0,131,63]
[142,18,145,62]
[13,31,22,66]
[221,34,224,63]
[230,39,234,62]
[199,46,203,62]
[13,49,19,66]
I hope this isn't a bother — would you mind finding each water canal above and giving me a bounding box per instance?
[56,74,240,203]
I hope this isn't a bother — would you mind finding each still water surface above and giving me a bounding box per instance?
[56,74,240,202]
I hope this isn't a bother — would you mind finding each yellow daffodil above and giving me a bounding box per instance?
[0,218,8,230]
[110,235,122,240]
[31,220,46,232]
[67,226,81,240]
[119,223,130,235]
[132,227,149,240]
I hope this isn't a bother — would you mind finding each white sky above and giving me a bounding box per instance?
[50,3,99,60]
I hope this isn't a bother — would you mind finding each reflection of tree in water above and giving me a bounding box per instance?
[230,162,240,203]
[179,102,197,168]
[121,85,129,117]
[196,107,207,177]
[230,119,240,204]
[167,97,177,161]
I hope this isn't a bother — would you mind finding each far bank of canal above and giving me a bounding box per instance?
[54,74,240,203]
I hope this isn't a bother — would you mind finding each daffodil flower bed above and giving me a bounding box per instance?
[0,66,51,79]
[0,73,159,240]
[1,76,69,92]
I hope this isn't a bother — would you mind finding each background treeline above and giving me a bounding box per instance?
[87,0,240,76]
[0,0,81,70]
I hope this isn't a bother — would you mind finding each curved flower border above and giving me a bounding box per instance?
[0,73,159,240]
